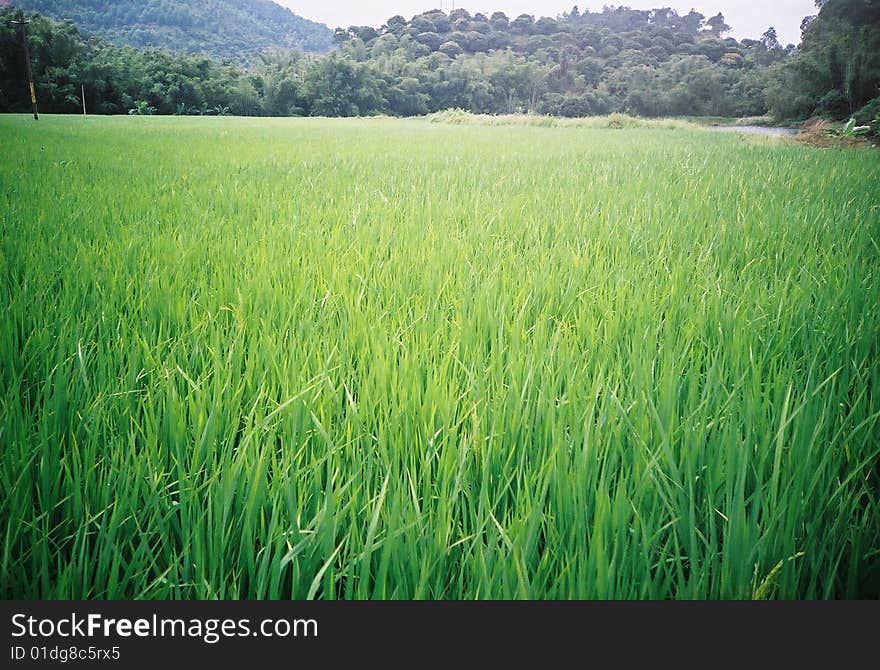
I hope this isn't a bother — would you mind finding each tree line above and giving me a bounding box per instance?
[1,2,878,122]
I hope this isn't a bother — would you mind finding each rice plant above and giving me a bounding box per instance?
[1,115,878,599]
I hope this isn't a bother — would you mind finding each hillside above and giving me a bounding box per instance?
[12,0,333,60]
[331,7,789,118]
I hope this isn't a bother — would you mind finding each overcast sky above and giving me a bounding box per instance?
[279,1,818,45]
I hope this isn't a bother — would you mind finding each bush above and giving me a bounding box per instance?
[815,89,849,118]
[542,91,613,118]
[128,100,156,115]
[854,97,880,127]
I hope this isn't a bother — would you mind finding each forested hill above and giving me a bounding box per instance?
[1,1,877,125]
[12,0,334,60]
[329,3,877,120]
[330,6,790,118]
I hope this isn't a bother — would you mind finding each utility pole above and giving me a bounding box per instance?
[12,11,39,120]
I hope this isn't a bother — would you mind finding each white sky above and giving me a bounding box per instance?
[279,1,818,45]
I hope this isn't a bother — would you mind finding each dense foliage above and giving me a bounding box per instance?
[0,11,264,115]
[329,5,789,119]
[12,0,333,60]
[766,0,880,122]
[1,2,878,121]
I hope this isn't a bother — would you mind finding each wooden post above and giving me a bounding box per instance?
[12,12,38,120]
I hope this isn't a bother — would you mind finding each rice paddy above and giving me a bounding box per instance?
[1,115,878,599]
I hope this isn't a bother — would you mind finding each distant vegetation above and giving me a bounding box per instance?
[0,1,878,124]
[426,108,698,129]
[765,0,879,121]
[12,0,333,60]
[330,6,783,119]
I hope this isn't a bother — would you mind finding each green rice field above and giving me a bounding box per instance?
[1,115,878,599]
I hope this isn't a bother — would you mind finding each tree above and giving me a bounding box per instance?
[706,13,731,37]
[765,0,880,119]
[4,3,843,122]
[681,10,705,34]
[415,32,442,51]
[409,16,436,34]
[384,15,408,35]
[534,17,558,35]
[348,26,379,43]
[438,41,463,58]
[510,15,535,35]
[489,12,509,31]
[761,27,780,51]
[303,53,385,116]
[386,75,429,116]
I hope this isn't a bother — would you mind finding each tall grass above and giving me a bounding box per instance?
[426,108,696,129]
[1,115,878,599]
